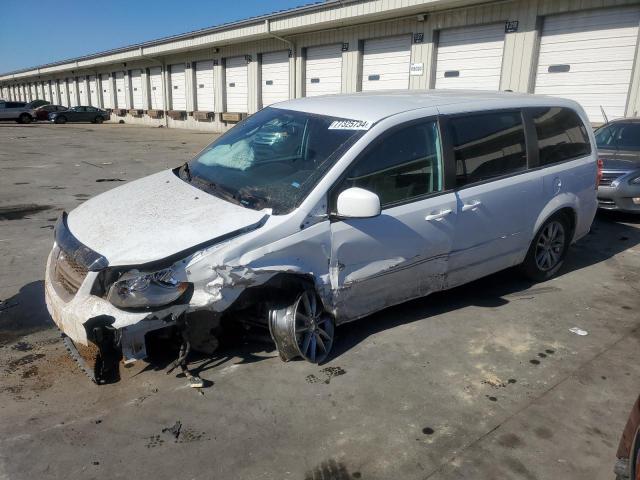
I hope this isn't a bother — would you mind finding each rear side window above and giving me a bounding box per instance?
[450,111,526,187]
[531,107,591,165]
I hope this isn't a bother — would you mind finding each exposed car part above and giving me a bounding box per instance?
[521,212,572,282]
[269,289,335,363]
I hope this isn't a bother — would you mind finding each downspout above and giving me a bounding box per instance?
[265,19,296,98]
[139,49,169,128]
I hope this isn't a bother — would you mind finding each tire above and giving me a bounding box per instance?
[18,113,32,124]
[54,116,67,124]
[269,289,335,363]
[94,116,104,124]
[634,431,640,480]
[520,213,571,282]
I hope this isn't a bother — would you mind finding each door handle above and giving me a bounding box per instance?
[425,209,452,221]
[461,200,482,212]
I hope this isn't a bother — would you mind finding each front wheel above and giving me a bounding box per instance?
[520,214,571,282]
[269,289,335,363]
[54,116,67,124]
[94,116,104,124]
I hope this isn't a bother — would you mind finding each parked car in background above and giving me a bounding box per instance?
[34,104,67,121]
[49,106,110,124]
[0,100,40,123]
[614,394,640,480]
[596,119,640,213]
[43,91,598,384]
[28,99,49,109]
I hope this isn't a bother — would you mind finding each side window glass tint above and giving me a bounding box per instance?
[336,120,443,208]
[532,107,591,165]
[450,111,526,187]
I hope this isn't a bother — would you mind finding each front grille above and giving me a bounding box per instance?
[599,171,628,187]
[54,248,88,296]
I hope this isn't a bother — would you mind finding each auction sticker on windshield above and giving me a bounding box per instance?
[328,119,372,130]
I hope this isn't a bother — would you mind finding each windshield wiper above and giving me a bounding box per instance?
[181,162,192,182]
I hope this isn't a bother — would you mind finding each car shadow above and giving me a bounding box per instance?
[328,213,640,362]
[0,280,51,346]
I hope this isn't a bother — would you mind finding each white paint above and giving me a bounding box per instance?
[67,79,76,107]
[225,56,248,113]
[100,73,112,109]
[535,7,640,123]
[89,75,99,106]
[170,63,186,110]
[130,69,144,109]
[362,35,412,91]
[115,71,126,108]
[305,44,342,97]
[148,66,164,110]
[195,60,215,111]
[261,50,290,107]
[57,81,66,105]
[435,23,506,90]
[78,77,88,105]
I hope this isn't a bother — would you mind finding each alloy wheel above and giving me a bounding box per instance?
[293,290,334,363]
[534,220,566,271]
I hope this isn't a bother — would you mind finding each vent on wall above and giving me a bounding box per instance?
[548,64,571,73]
[444,71,460,78]
[368,75,380,81]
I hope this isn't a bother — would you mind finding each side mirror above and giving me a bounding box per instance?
[336,187,381,219]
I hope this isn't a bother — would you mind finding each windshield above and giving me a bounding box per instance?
[183,107,368,214]
[595,122,640,151]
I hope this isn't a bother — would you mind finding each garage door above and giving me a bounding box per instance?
[130,69,144,109]
[67,79,77,107]
[305,44,342,97]
[261,51,290,107]
[30,83,37,100]
[225,56,248,113]
[115,72,126,108]
[100,74,112,109]
[149,67,164,110]
[58,80,67,106]
[89,75,99,106]
[170,64,186,111]
[52,81,60,104]
[195,60,215,111]
[535,7,640,123]
[79,77,88,105]
[435,23,506,90]
[362,35,412,91]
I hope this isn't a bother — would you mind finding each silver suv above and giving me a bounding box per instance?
[0,100,39,123]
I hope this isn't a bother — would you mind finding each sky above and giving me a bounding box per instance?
[0,0,313,74]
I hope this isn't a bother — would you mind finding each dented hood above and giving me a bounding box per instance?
[67,169,269,266]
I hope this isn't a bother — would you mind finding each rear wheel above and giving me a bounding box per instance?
[94,116,104,124]
[269,289,335,363]
[55,116,67,124]
[18,113,32,124]
[521,213,570,282]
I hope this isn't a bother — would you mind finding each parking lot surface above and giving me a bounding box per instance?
[1,123,639,480]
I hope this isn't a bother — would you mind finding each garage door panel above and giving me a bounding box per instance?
[225,56,248,113]
[435,23,505,91]
[195,61,215,111]
[100,74,112,109]
[305,44,342,97]
[170,64,186,111]
[130,70,144,109]
[535,7,640,123]
[148,67,164,111]
[261,51,289,107]
[362,35,411,91]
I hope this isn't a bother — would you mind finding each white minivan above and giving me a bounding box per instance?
[45,91,598,383]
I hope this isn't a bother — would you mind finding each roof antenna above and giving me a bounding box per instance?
[600,106,609,124]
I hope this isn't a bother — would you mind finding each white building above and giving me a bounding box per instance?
[2,0,639,129]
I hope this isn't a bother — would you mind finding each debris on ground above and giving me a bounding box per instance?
[569,327,589,336]
[162,420,182,440]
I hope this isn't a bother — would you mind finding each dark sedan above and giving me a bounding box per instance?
[596,118,640,213]
[35,104,67,121]
[49,106,110,124]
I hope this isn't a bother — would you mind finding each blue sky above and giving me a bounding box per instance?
[0,0,312,74]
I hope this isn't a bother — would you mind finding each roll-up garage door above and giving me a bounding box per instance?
[435,23,505,90]
[149,67,164,110]
[362,35,412,91]
[170,64,186,111]
[89,75,99,106]
[535,7,640,123]
[67,79,77,107]
[58,80,67,106]
[115,72,126,108]
[100,74,112,109]
[195,60,215,111]
[36,82,43,100]
[130,70,143,109]
[30,83,37,100]
[305,44,342,97]
[225,57,248,113]
[79,77,88,105]
[261,51,290,107]
[51,82,60,104]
